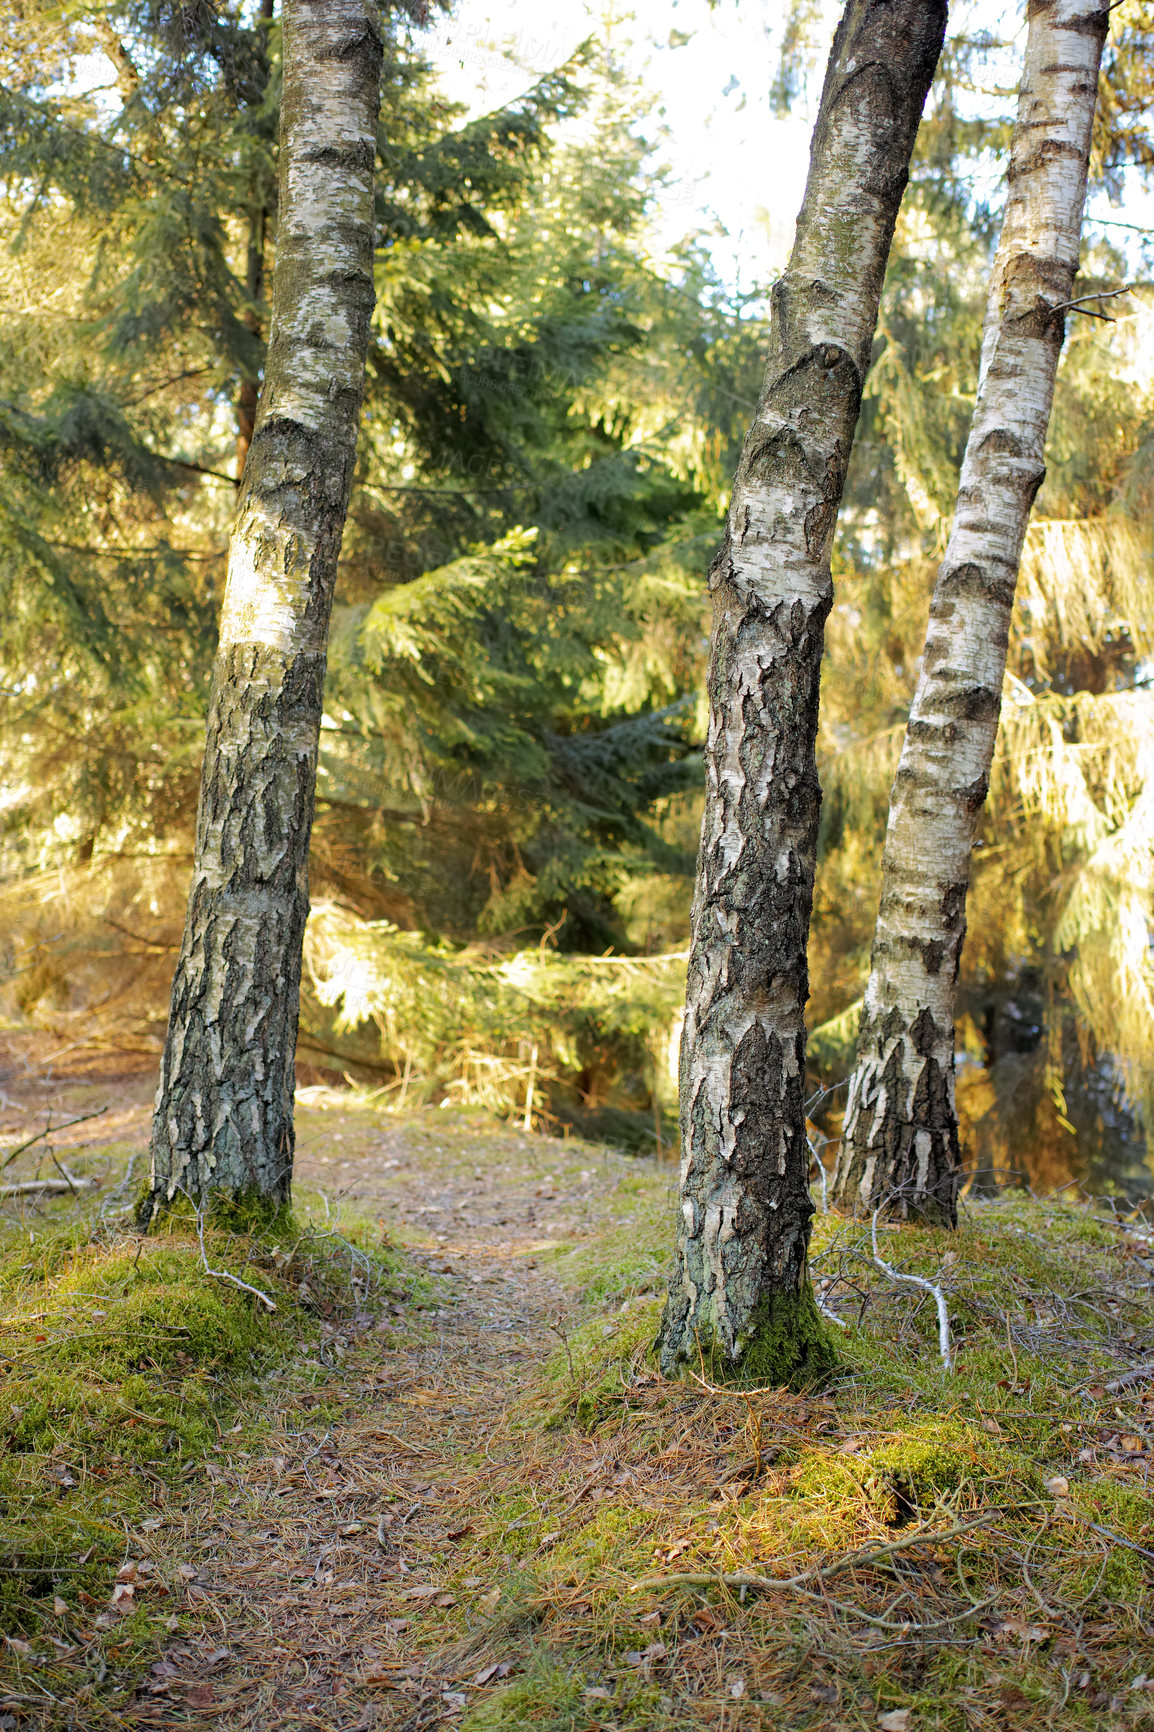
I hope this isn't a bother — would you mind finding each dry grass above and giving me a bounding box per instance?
[1,1036,1153,1731]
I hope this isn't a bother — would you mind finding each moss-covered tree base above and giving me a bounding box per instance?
[658,1285,839,1392]
[136,1182,292,1235]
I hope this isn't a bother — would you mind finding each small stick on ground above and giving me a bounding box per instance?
[49,1150,82,1197]
[871,1205,952,1371]
[187,1192,278,1313]
[0,1176,95,1199]
[549,1315,576,1381]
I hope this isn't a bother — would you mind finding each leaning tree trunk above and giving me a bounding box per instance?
[831,0,1108,1227]
[142,0,382,1222]
[657,0,947,1382]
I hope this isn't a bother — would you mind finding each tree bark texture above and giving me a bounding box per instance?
[658,0,947,1380]
[832,0,1107,1227]
[237,200,269,474]
[144,0,382,1219]
[236,0,276,476]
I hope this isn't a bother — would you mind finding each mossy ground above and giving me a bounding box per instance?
[439,1189,1154,1732]
[1,1076,1153,1730]
[0,1147,411,1724]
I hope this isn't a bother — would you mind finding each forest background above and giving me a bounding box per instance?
[2,0,1154,1200]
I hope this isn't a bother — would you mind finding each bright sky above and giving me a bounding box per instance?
[421,0,824,289]
[418,0,1154,289]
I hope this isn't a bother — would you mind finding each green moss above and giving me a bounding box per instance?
[462,1662,588,1730]
[694,1286,839,1391]
[1096,1546,1146,1602]
[542,1296,662,1431]
[868,1427,974,1508]
[462,1656,667,1732]
[138,1185,293,1237]
[0,1202,405,1643]
[0,1234,289,1630]
[792,1453,869,1504]
[203,1187,293,1235]
[1068,1479,1154,1559]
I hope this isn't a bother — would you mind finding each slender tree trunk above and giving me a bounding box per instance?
[237,0,277,477]
[658,0,946,1382]
[831,0,1108,1227]
[142,0,382,1222]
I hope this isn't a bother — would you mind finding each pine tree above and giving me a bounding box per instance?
[0,0,579,879]
[656,0,946,1383]
[830,0,1110,1225]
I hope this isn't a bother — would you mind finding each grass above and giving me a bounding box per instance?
[0,1165,411,1721]
[2,1091,1153,1730]
[435,1191,1154,1732]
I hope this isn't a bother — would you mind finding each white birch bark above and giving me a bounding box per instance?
[832,0,1109,1225]
[143,0,382,1219]
[658,0,947,1380]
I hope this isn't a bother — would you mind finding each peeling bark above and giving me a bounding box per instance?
[658,0,946,1379]
[832,0,1108,1227]
[144,0,383,1220]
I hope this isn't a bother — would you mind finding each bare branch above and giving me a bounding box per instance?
[1,1106,108,1173]
[184,1191,278,1313]
[871,1206,952,1371]
[631,1511,995,1596]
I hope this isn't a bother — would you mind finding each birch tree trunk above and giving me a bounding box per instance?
[142,0,382,1222]
[658,0,946,1381]
[831,0,1108,1227]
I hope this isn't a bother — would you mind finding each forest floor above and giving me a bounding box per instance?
[2,1031,1154,1732]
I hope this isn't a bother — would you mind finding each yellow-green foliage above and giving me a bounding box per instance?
[304,902,685,1126]
[0,1206,402,1636]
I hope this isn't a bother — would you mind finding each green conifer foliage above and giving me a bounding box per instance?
[808,7,1154,1193]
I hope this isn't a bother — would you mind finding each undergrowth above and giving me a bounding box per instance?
[0,1175,412,1717]
[452,1192,1154,1731]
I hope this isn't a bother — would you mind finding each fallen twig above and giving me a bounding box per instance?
[49,1151,82,1197]
[1103,1362,1154,1395]
[365,1428,436,1457]
[0,1176,95,1198]
[548,1314,576,1380]
[187,1192,278,1313]
[97,1151,139,1221]
[0,1106,108,1172]
[871,1206,952,1370]
[630,1511,996,1595]
[815,1289,848,1330]
[1082,1521,1154,1565]
[788,1583,1002,1632]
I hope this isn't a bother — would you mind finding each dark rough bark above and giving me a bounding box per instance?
[143,0,383,1221]
[236,203,268,474]
[658,0,947,1380]
[236,0,276,476]
[832,0,1108,1228]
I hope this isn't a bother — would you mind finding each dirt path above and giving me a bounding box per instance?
[9,1034,1153,1732]
[132,1111,665,1730]
[1,1033,670,1730]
